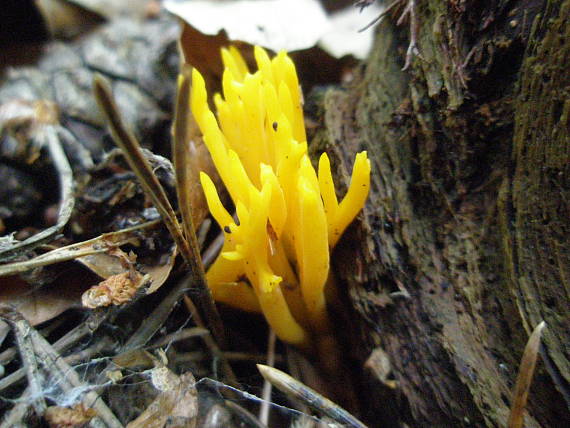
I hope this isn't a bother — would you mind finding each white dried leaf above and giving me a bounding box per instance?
[164,0,330,52]
[165,0,384,59]
[319,2,384,59]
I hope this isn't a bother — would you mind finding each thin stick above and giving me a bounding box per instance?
[173,351,283,364]
[257,364,368,428]
[0,309,109,391]
[402,0,421,71]
[258,330,276,425]
[183,295,239,388]
[31,336,122,428]
[0,219,160,277]
[0,308,123,428]
[0,310,46,417]
[92,75,226,348]
[202,233,224,268]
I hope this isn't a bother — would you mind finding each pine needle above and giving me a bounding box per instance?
[507,321,546,428]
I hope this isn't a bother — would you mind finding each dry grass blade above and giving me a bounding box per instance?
[92,75,187,259]
[92,74,227,348]
[256,364,368,428]
[173,65,196,245]
[507,321,546,428]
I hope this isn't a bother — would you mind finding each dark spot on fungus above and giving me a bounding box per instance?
[266,221,278,241]
[224,226,231,233]
[272,121,278,131]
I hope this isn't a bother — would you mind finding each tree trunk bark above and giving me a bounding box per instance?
[317,0,570,426]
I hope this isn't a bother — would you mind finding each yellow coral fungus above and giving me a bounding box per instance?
[191,46,370,347]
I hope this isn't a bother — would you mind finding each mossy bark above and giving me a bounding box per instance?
[314,0,569,426]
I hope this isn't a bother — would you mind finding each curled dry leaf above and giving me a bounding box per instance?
[82,270,145,308]
[76,233,177,296]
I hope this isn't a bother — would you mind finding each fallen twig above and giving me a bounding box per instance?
[1,310,47,417]
[0,310,110,392]
[0,307,122,428]
[0,220,160,277]
[257,364,368,428]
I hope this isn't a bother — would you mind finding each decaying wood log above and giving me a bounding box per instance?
[318,0,569,426]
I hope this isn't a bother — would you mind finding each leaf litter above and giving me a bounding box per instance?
[0,1,393,426]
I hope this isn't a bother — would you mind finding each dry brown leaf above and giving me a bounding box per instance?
[75,236,176,296]
[175,133,220,239]
[112,348,156,369]
[178,23,235,92]
[0,271,89,326]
